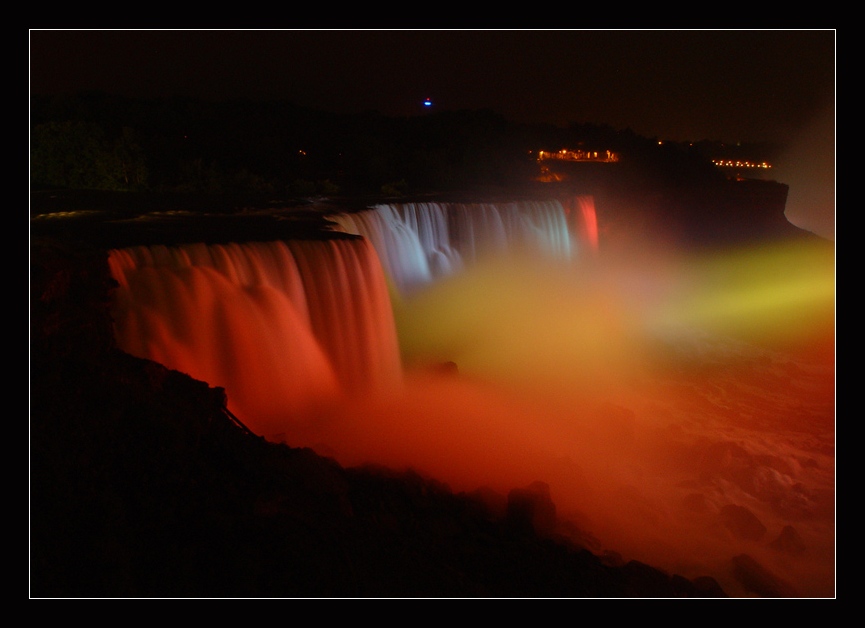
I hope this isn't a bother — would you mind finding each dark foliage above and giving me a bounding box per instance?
[31,92,742,199]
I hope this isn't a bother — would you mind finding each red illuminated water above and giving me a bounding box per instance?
[108,197,835,597]
[109,237,401,437]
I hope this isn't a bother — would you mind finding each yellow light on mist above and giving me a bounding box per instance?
[653,240,835,352]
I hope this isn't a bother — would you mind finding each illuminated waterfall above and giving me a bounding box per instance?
[328,203,458,296]
[108,197,597,434]
[562,195,600,253]
[110,201,594,433]
[109,236,402,437]
[329,198,591,295]
[105,195,835,597]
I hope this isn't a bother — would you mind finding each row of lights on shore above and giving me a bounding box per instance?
[711,159,772,169]
[536,149,620,162]
[536,150,772,170]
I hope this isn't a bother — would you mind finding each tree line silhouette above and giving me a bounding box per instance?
[31,92,768,199]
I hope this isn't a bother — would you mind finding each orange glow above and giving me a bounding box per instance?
[109,238,402,437]
[537,148,619,163]
[109,201,835,597]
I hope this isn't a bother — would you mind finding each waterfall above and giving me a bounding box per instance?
[109,236,402,437]
[561,195,599,254]
[108,197,595,435]
[102,195,836,597]
[329,198,591,295]
[328,203,456,296]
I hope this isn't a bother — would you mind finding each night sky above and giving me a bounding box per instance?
[29,29,836,238]
[29,29,835,144]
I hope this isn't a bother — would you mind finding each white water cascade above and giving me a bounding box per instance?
[328,198,593,295]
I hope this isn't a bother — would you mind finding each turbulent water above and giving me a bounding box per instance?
[108,197,835,598]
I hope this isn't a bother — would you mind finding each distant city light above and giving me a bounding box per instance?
[711,159,772,169]
[536,149,619,163]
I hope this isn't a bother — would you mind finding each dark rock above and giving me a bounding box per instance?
[691,575,728,598]
[436,360,459,376]
[719,504,767,541]
[464,486,508,521]
[732,554,799,598]
[506,481,558,537]
[616,561,726,598]
[769,525,807,556]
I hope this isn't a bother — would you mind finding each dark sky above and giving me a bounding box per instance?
[28,29,836,239]
[29,29,835,145]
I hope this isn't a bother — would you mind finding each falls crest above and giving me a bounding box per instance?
[329,198,594,295]
[108,197,596,435]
